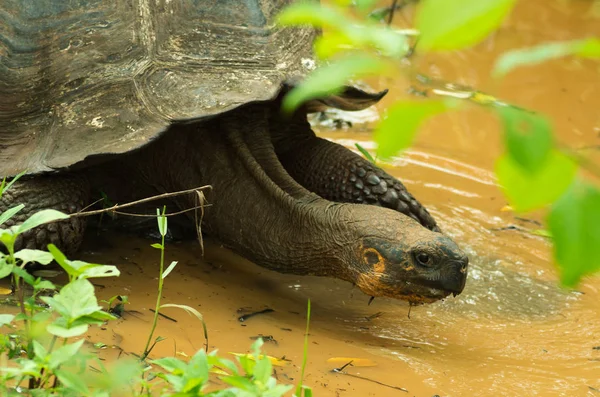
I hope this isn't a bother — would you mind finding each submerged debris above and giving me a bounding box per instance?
[238,308,274,322]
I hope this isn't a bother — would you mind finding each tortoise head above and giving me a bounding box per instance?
[338,205,468,304]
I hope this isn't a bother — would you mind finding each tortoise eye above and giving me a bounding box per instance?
[416,253,430,266]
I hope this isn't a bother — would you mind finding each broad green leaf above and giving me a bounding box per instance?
[220,375,256,390]
[40,278,102,321]
[283,55,390,112]
[494,38,600,76]
[276,2,347,30]
[152,357,187,373]
[548,181,600,287]
[14,249,53,266]
[162,261,178,279]
[15,209,69,234]
[151,243,163,250]
[495,150,577,212]
[498,106,553,174]
[0,261,13,279]
[253,355,273,385]
[32,340,48,361]
[55,369,90,394]
[375,100,448,159]
[0,314,14,327]
[0,204,24,226]
[183,350,210,392]
[48,339,84,369]
[47,323,89,338]
[75,262,120,279]
[416,0,517,51]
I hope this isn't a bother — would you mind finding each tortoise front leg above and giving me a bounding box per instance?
[0,174,89,255]
[271,114,440,232]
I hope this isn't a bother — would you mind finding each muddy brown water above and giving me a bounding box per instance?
[4,0,600,396]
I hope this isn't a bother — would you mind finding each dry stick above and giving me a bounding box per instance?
[68,185,212,218]
[386,0,398,25]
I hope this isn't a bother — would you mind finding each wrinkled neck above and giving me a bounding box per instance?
[142,104,359,282]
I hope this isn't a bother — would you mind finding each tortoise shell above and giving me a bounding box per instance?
[0,0,315,176]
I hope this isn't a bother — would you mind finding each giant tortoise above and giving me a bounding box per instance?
[0,0,468,303]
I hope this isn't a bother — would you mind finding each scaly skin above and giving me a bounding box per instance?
[270,110,440,232]
[0,102,468,303]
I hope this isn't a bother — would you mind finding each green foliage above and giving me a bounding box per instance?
[0,182,306,396]
[548,182,600,287]
[415,0,517,51]
[374,100,449,159]
[277,0,600,287]
[495,151,577,212]
[282,55,391,113]
[498,107,553,174]
[494,38,600,77]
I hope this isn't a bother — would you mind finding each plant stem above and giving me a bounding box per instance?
[141,210,167,361]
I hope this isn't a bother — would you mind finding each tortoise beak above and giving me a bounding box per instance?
[443,256,469,297]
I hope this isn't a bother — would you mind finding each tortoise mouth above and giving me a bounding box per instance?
[355,272,463,303]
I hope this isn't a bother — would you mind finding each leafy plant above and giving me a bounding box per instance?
[0,179,305,396]
[277,0,600,287]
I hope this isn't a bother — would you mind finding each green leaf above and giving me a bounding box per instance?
[15,209,69,234]
[156,208,168,237]
[55,369,90,394]
[160,303,208,347]
[48,340,84,369]
[151,243,163,250]
[14,249,53,266]
[355,0,379,13]
[253,355,273,386]
[578,37,600,58]
[32,340,48,361]
[0,314,14,327]
[40,278,103,322]
[152,357,187,373]
[47,323,89,338]
[220,375,256,390]
[0,261,13,279]
[12,266,35,285]
[498,106,553,174]
[162,261,178,279]
[276,2,347,30]
[47,244,77,277]
[548,181,600,287]
[416,0,517,51]
[0,204,24,227]
[494,38,600,76]
[355,143,376,164]
[495,150,577,212]
[375,100,448,159]
[0,171,26,198]
[34,280,57,291]
[182,350,210,392]
[283,55,390,112]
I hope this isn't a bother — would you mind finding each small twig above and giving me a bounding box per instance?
[149,308,177,323]
[106,204,212,218]
[70,185,212,218]
[238,308,274,322]
[386,0,398,25]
